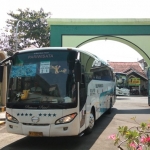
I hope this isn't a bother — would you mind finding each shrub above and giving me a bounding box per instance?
[108,117,150,150]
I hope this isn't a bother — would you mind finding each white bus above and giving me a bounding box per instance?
[0,47,116,137]
[115,72,130,96]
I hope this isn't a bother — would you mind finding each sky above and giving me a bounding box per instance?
[0,0,150,62]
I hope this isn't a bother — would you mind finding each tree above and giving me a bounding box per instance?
[5,8,51,52]
[0,31,10,51]
[0,29,14,56]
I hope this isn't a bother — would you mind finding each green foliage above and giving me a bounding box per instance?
[118,126,128,136]
[1,8,51,53]
[108,118,150,150]
[0,31,14,56]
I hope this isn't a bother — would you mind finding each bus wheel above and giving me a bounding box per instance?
[85,109,95,134]
[107,100,112,114]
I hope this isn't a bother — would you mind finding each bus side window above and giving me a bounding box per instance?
[92,72,96,79]
[113,73,115,81]
[81,74,85,88]
[101,70,111,81]
[93,71,102,80]
[109,70,114,81]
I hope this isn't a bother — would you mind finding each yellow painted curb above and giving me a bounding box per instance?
[0,121,5,125]
[0,107,6,112]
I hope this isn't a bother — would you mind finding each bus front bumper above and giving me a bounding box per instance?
[6,117,79,137]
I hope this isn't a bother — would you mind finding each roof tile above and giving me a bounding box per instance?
[108,62,147,78]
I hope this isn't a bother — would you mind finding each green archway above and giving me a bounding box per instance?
[47,18,150,102]
[76,35,149,64]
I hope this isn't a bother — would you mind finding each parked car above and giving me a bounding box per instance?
[116,87,130,96]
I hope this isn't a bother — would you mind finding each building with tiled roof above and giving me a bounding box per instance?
[108,62,147,80]
[108,61,148,95]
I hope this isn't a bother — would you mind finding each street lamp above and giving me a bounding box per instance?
[15,20,24,51]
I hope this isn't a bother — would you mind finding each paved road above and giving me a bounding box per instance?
[0,96,149,150]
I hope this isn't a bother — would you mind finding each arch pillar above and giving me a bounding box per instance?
[148,68,150,105]
[0,51,7,107]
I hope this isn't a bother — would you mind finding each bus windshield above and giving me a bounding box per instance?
[115,73,127,88]
[7,50,77,109]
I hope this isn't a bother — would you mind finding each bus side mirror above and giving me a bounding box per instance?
[0,66,4,82]
[74,60,81,82]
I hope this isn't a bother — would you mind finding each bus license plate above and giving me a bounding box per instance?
[29,131,43,137]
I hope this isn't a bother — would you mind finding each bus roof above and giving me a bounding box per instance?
[16,47,109,67]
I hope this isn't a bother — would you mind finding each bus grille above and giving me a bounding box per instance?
[22,123,49,126]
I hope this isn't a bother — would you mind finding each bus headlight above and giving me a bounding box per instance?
[55,113,77,125]
[6,113,19,124]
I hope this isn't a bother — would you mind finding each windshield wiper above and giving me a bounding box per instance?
[26,97,41,100]
[41,101,66,108]
[52,103,66,108]
[11,97,41,103]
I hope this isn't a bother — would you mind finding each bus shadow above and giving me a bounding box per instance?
[1,111,116,150]
[116,97,131,100]
[116,96,148,100]
[113,108,150,114]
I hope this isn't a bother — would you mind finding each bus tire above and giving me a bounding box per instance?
[107,99,112,114]
[85,109,95,134]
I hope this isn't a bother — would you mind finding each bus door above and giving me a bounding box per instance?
[79,74,87,133]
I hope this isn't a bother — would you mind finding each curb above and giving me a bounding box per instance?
[0,118,5,121]
[0,106,6,112]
